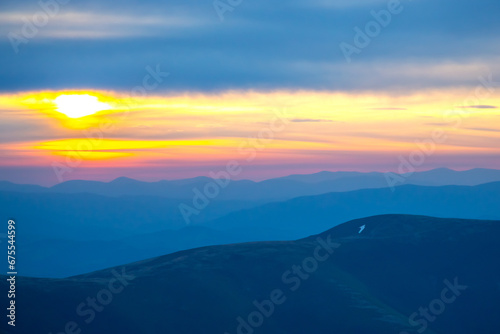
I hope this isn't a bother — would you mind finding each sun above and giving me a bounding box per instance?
[54,94,112,118]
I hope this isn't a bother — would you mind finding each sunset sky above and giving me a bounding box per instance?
[1,0,499,186]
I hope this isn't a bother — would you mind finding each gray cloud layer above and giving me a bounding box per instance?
[1,0,499,92]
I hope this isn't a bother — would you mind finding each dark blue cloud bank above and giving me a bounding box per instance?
[1,0,499,92]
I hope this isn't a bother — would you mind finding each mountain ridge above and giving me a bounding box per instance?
[3,168,500,201]
[4,181,500,278]
[2,214,499,334]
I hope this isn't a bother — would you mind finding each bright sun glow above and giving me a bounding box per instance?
[54,94,112,118]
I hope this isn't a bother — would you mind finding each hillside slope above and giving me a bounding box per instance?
[2,215,499,334]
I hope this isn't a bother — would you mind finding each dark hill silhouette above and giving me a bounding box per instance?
[2,215,499,334]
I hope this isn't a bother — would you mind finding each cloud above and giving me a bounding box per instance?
[466,127,500,132]
[369,108,407,110]
[462,105,498,109]
[290,118,334,123]
[425,122,451,127]
[0,0,499,92]
[0,11,209,39]
[303,0,389,9]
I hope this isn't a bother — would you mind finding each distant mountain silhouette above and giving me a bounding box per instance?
[3,215,499,334]
[19,226,237,278]
[2,168,500,201]
[1,190,262,241]
[4,181,500,278]
[0,181,46,193]
[206,181,500,240]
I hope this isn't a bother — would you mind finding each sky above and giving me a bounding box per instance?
[1,0,499,186]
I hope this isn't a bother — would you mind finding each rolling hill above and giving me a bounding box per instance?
[2,215,499,334]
